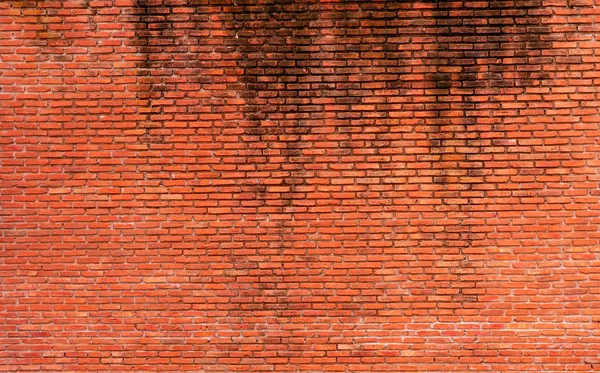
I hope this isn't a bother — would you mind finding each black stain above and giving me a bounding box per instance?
[422,0,551,299]
[128,0,553,311]
[229,0,320,234]
[221,0,324,325]
[132,0,175,143]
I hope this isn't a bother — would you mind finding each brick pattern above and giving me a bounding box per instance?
[2,0,600,371]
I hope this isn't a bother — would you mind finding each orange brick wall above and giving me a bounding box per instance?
[2,0,600,372]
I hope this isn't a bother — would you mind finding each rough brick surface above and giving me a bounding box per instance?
[1,0,600,372]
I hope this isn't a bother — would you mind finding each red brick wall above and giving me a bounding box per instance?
[2,0,600,371]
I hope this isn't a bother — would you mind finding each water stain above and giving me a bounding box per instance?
[228,0,321,238]
[129,0,552,316]
[422,0,551,298]
[132,0,177,143]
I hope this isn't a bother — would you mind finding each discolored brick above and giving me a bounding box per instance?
[1,0,600,372]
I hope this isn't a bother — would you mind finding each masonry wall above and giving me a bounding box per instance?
[2,0,600,372]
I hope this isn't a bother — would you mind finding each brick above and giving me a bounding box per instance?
[0,0,599,372]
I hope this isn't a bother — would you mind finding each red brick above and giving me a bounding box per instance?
[1,0,599,372]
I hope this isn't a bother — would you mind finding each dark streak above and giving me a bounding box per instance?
[232,1,320,237]
[133,0,172,143]
[422,0,551,301]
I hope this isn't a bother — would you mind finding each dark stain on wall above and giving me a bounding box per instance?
[423,0,551,299]
[130,0,323,332]
[230,0,320,205]
[129,0,552,316]
[223,0,323,325]
[132,0,172,143]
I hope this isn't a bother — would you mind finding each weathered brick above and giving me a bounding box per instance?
[1,0,600,372]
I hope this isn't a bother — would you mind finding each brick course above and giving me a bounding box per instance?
[2,0,600,372]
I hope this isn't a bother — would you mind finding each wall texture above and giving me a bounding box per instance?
[2,0,600,372]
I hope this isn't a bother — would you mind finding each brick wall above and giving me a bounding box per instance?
[2,0,600,371]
